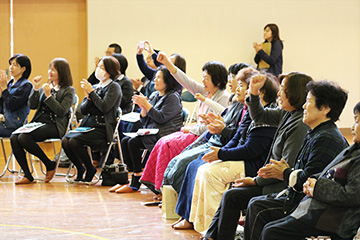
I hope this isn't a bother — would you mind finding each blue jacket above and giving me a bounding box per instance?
[1,78,32,129]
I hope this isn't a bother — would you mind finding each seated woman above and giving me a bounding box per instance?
[62,56,122,183]
[11,58,75,184]
[173,73,279,232]
[113,65,183,193]
[0,54,32,137]
[136,53,229,191]
[139,63,250,198]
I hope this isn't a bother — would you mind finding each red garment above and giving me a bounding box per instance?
[140,131,198,192]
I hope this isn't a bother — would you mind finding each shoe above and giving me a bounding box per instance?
[15,177,36,185]
[143,201,161,206]
[109,184,123,192]
[83,166,97,183]
[44,169,56,183]
[115,184,136,193]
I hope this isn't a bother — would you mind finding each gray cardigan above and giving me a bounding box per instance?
[172,68,230,136]
[246,94,310,194]
[29,86,75,138]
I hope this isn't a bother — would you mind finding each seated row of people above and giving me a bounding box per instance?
[2,45,359,239]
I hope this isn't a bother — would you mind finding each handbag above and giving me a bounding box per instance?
[101,163,129,186]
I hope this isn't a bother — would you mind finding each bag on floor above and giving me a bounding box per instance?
[101,163,129,186]
[162,185,180,219]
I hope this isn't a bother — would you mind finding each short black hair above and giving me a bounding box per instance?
[9,54,32,80]
[102,56,121,80]
[279,72,313,110]
[108,43,122,53]
[306,80,348,122]
[354,102,360,115]
[111,53,128,76]
[158,65,181,94]
[228,63,250,75]
[260,73,280,104]
[202,61,228,90]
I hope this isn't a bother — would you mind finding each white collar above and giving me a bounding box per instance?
[98,79,112,88]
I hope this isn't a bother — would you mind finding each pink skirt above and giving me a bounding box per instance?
[140,131,199,193]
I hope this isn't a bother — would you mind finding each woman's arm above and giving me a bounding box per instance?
[136,54,156,80]
[218,127,276,161]
[157,52,205,95]
[88,83,122,113]
[256,40,283,66]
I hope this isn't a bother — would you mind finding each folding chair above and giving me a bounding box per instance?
[28,94,79,180]
[66,108,124,185]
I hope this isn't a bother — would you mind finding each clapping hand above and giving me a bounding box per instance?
[303,178,317,197]
[31,75,43,90]
[0,70,8,91]
[80,79,94,96]
[257,159,289,180]
[132,93,148,109]
[253,42,262,53]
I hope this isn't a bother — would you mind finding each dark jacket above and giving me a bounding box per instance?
[81,81,122,143]
[1,78,32,129]
[29,86,75,138]
[254,39,283,76]
[291,143,360,239]
[114,75,133,114]
[140,90,183,150]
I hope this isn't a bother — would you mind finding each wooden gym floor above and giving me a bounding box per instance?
[0,160,202,240]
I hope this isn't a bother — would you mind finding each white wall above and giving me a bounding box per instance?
[87,0,360,128]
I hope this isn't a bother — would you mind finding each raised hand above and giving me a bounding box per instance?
[0,70,8,90]
[144,40,154,54]
[131,78,143,90]
[32,75,42,91]
[249,74,266,96]
[80,79,94,95]
[232,177,256,188]
[136,41,145,55]
[42,83,51,98]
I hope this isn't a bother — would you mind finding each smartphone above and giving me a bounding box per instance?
[138,41,145,49]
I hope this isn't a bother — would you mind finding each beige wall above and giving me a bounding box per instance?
[87,0,360,128]
[0,0,87,99]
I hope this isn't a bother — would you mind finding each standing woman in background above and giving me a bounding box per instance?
[0,54,33,137]
[11,58,75,185]
[253,23,283,77]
